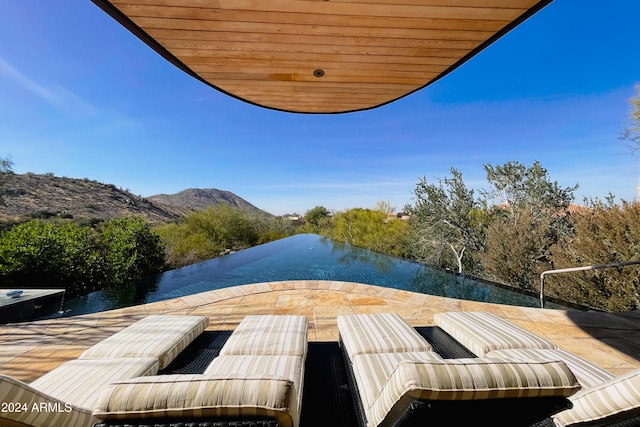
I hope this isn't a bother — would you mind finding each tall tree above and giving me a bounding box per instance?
[375,201,395,215]
[304,205,331,226]
[621,84,640,152]
[405,168,487,274]
[482,161,576,223]
[300,205,332,234]
[0,156,14,205]
[481,161,578,290]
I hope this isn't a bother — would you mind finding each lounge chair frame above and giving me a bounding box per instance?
[94,418,278,427]
[93,315,308,427]
[340,333,570,427]
[530,417,640,427]
[338,316,575,427]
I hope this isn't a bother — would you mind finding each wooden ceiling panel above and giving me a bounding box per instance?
[92,0,553,113]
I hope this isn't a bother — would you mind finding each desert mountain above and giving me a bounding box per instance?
[148,188,265,216]
[0,173,265,225]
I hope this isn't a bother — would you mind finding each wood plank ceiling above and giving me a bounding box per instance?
[92,0,552,114]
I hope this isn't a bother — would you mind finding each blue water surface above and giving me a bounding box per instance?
[59,234,573,317]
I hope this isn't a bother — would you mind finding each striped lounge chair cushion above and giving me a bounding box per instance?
[434,312,558,357]
[30,358,159,410]
[1,373,98,427]
[205,355,304,427]
[367,358,580,427]
[80,315,209,369]
[351,351,442,411]
[93,373,295,427]
[219,315,308,358]
[486,348,615,389]
[337,313,432,359]
[553,368,640,426]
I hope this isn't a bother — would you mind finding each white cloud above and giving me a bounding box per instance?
[0,56,96,115]
[0,57,61,106]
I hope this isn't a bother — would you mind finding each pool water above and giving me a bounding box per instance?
[58,233,574,317]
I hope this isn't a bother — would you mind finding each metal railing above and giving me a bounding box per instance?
[539,260,640,308]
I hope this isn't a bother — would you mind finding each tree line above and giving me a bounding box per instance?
[303,161,640,312]
[1,160,639,311]
[2,157,639,311]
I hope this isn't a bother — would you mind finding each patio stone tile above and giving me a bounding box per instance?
[240,292,280,305]
[315,327,340,342]
[403,292,431,306]
[392,306,437,325]
[301,280,320,289]
[374,287,400,299]
[351,305,395,314]
[442,298,464,311]
[302,290,351,306]
[329,281,355,292]
[1,280,639,385]
[276,293,313,307]
[314,304,356,319]
[181,292,217,308]
[265,281,287,291]
[273,306,315,317]
[352,283,378,295]
[211,296,244,307]
[231,303,274,315]
[388,289,415,303]
[347,295,388,306]
[315,281,332,290]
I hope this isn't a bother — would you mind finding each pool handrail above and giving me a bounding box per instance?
[539,260,640,308]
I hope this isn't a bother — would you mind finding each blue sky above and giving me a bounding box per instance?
[1,1,639,216]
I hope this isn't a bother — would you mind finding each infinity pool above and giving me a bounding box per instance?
[58,233,574,317]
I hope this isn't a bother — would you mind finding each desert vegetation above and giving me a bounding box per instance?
[155,205,295,268]
[3,116,640,311]
[0,217,165,298]
[303,160,640,312]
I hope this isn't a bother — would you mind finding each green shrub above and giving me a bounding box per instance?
[549,202,640,311]
[0,220,104,295]
[329,207,409,257]
[156,206,295,269]
[99,217,166,286]
[0,217,166,297]
[155,223,218,268]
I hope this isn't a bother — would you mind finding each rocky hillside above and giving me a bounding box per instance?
[0,173,264,225]
[148,188,265,216]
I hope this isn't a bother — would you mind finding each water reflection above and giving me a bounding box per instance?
[52,234,577,318]
[407,268,487,301]
[326,237,395,274]
[101,276,160,308]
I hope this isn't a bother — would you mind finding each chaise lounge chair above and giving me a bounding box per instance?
[92,315,309,427]
[337,313,579,427]
[1,314,210,427]
[0,358,159,427]
[435,311,640,427]
[80,314,209,369]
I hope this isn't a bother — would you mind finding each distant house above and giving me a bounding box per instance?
[284,214,305,227]
[388,212,410,221]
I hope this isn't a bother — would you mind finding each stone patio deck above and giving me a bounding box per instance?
[1,281,639,383]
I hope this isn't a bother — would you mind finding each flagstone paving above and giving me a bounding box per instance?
[1,281,639,383]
